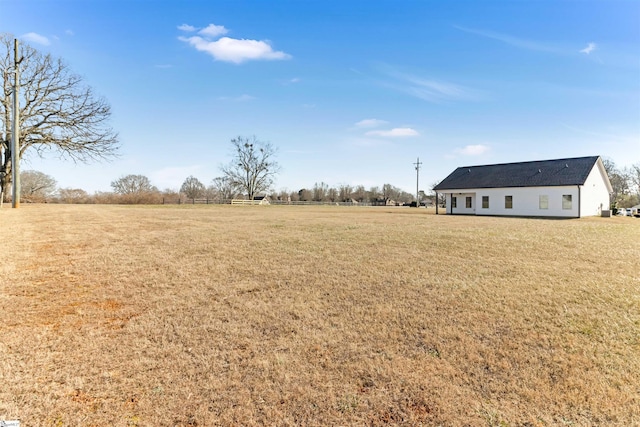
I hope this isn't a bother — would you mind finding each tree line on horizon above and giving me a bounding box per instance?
[2,34,638,210]
[13,168,424,206]
[16,157,640,209]
[602,159,640,210]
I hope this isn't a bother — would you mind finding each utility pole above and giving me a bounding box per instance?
[414,157,422,206]
[11,38,21,208]
[0,137,4,208]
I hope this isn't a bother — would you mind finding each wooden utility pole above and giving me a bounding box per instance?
[11,38,21,208]
[414,157,422,206]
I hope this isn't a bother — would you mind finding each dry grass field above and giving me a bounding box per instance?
[1,204,639,426]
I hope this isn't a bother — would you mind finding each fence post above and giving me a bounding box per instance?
[192,198,195,204]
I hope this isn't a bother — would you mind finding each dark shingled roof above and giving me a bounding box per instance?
[433,156,601,191]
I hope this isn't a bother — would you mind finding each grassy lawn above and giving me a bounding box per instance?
[1,204,638,426]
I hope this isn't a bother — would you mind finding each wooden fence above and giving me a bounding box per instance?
[231,199,269,206]
[162,198,229,205]
[160,198,431,208]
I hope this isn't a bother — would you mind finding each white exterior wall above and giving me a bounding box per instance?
[474,186,580,217]
[443,186,582,217]
[580,163,611,216]
[447,193,476,214]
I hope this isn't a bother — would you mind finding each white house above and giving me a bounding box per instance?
[433,156,612,218]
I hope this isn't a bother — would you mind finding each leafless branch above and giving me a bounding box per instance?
[0,33,119,198]
[220,135,280,200]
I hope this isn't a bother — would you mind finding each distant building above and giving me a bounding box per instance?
[433,156,612,218]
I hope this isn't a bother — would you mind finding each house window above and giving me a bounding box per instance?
[562,194,572,210]
[539,195,548,209]
[482,196,489,209]
[466,197,472,208]
[505,195,513,209]
[452,197,457,208]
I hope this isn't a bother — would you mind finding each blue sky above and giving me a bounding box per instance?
[2,0,639,194]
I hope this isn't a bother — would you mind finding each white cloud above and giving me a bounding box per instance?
[179,35,290,64]
[365,127,419,137]
[354,119,388,128]
[281,77,301,85]
[178,24,196,32]
[455,144,490,156]
[377,65,480,103]
[21,32,50,46]
[404,77,473,102]
[178,23,291,64]
[580,42,597,54]
[199,24,228,37]
[65,29,74,36]
[455,25,604,61]
[454,25,559,53]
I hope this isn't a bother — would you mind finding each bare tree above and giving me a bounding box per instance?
[602,158,640,208]
[630,163,640,198]
[298,188,312,201]
[382,183,405,204]
[273,188,291,202]
[161,188,181,202]
[603,158,623,206]
[288,190,300,202]
[0,34,118,201]
[327,187,339,203]
[220,136,280,200]
[211,176,238,201]
[352,185,366,203]
[367,186,381,203]
[20,169,56,202]
[180,175,205,199]
[57,187,90,204]
[111,174,156,195]
[610,171,630,205]
[338,184,353,202]
[601,157,617,177]
[312,182,329,201]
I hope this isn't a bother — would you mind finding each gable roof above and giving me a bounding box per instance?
[434,156,605,191]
